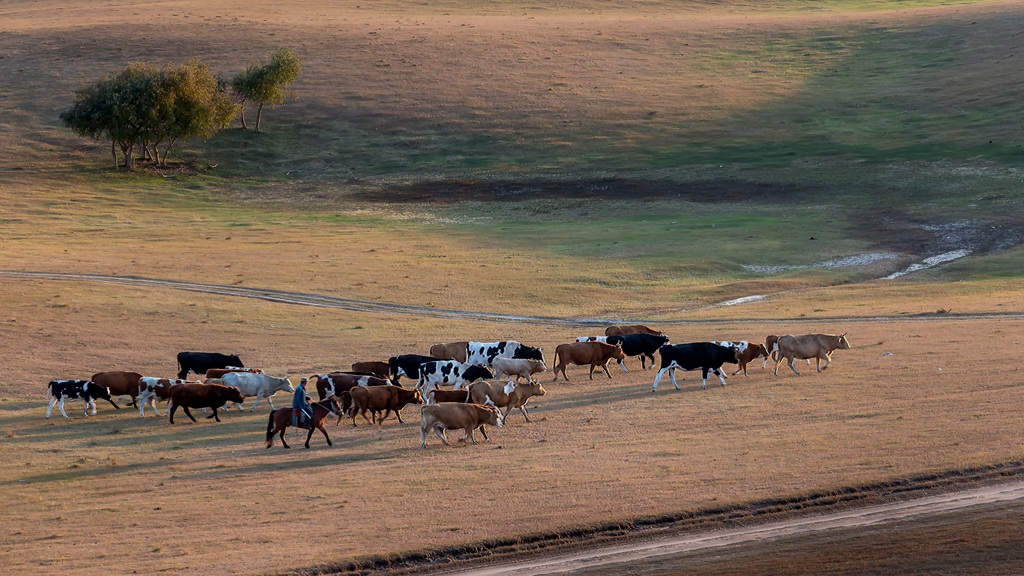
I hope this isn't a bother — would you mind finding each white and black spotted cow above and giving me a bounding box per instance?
[46,380,120,418]
[388,354,439,384]
[466,341,545,368]
[417,361,494,403]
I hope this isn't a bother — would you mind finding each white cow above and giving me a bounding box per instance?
[221,372,294,412]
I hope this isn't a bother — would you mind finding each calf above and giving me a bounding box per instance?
[605,324,664,337]
[420,403,503,448]
[137,377,194,417]
[491,357,547,383]
[168,383,245,424]
[417,361,493,402]
[348,385,422,426]
[652,343,739,391]
[90,371,144,407]
[552,341,626,381]
[429,389,471,403]
[774,333,851,375]
[468,380,547,422]
[428,341,469,362]
[176,351,243,380]
[46,380,119,418]
[388,354,439,384]
[606,333,670,371]
[713,341,771,377]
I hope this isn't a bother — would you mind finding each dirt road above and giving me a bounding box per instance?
[443,480,1024,576]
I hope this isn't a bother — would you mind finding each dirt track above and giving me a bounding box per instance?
[444,480,1024,576]
[3,269,1024,326]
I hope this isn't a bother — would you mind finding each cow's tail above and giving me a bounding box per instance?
[265,409,276,448]
[46,381,53,401]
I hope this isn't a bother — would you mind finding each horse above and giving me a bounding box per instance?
[265,398,343,449]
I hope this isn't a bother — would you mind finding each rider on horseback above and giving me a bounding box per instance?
[292,377,313,428]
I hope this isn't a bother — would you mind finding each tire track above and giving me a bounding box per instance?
[2,269,1023,327]
[443,480,1024,576]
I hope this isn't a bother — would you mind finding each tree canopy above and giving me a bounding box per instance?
[60,60,236,170]
[231,47,302,132]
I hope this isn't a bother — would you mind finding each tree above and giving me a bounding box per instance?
[60,60,236,170]
[231,47,302,132]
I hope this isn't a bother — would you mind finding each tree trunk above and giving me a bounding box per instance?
[255,102,264,133]
[121,142,135,171]
[111,140,118,169]
[161,138,177,166]
[239,101,247,130]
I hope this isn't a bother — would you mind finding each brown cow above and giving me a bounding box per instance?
[313,372,390,401]
[348,385,422,426]
[204,367,263,379]
[713,341,771,377]
[773,333,851,375]
[605,324,664,337]
[91,371,143,407]
[468,380,546,422]
[420,403,503,448]
[167,383,245,424]
[763,334,815,368]
[429,389,471,403]
[350,361,392,381]
[429,341,468,363]
[552,341,626,381]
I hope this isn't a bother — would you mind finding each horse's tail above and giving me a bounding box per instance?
[265,409,276,449]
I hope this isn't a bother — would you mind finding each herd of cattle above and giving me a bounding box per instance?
[44,326,852,448]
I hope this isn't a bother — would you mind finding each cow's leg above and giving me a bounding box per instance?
[58,398,71,418]
[182,406,198,423]
[618,359,629,373]
[669,368,681,390]
[818,354,831,372]
[434,425,450,446]
[212,407,222,422]
[163,399,174,417]
[601,362,613,379]
[85,398,97,416]
[396,409,405,424]
[652,368,667,392]
[479,425,491,443]
[712,368,728,387]
[169,404,178,424]
[266,396,276,410]
[788,355,801,375]
[249,393,263,412]
[46,396,58,418]
[378,409,392,425]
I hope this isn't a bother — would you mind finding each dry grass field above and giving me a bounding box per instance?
[2,1,1024,574]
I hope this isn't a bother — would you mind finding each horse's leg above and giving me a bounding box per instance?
[304,426,315,449]
[318,424,332,447]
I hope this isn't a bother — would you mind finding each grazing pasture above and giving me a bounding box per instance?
[1,0,1024,574]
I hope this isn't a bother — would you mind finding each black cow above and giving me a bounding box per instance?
[466,341,545,367]
[651,343,739,392]
[416,361,494,401]
[607,333,671,371]
[388,354,439,384]
[176,352,243,380]
[46,380,120,418]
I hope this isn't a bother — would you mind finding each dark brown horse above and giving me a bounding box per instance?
[265,398,342,449]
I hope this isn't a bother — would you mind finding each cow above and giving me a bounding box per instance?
[429,389,471,403]
[466,341,545,368]
[468,380,546,422]
[204,367,262,379]
[167,383,245,424]
[576,336,608,343]
[388,354,439,384]
[605,324,664,338]
[763,334,817,368]
[552,341,626,381]
[652,343,739,391]
[350,361,393,382]
[420,403,504,448]
[137,377,194,417]
[417,361,493,402]
[90,371,144,407]
[773,333,851,375]
[312,372,391,417]
[606,333,670,371]
[428,341,469,362]
[713,341,771,377]
[46,380,119,418]
[347,385,422,426]
[220,372,294,412]
[491,357,547,383]
[176,352,243,380]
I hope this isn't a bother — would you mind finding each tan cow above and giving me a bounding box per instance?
[763,334,814,369]
[491,357,547,383]
[429,341,469,362]
[91,371,143,407]
[420,403,503,448]
[605,324,664,337]
[552,341,626,381]
[468,380,546,422]
[773,333,851,375]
